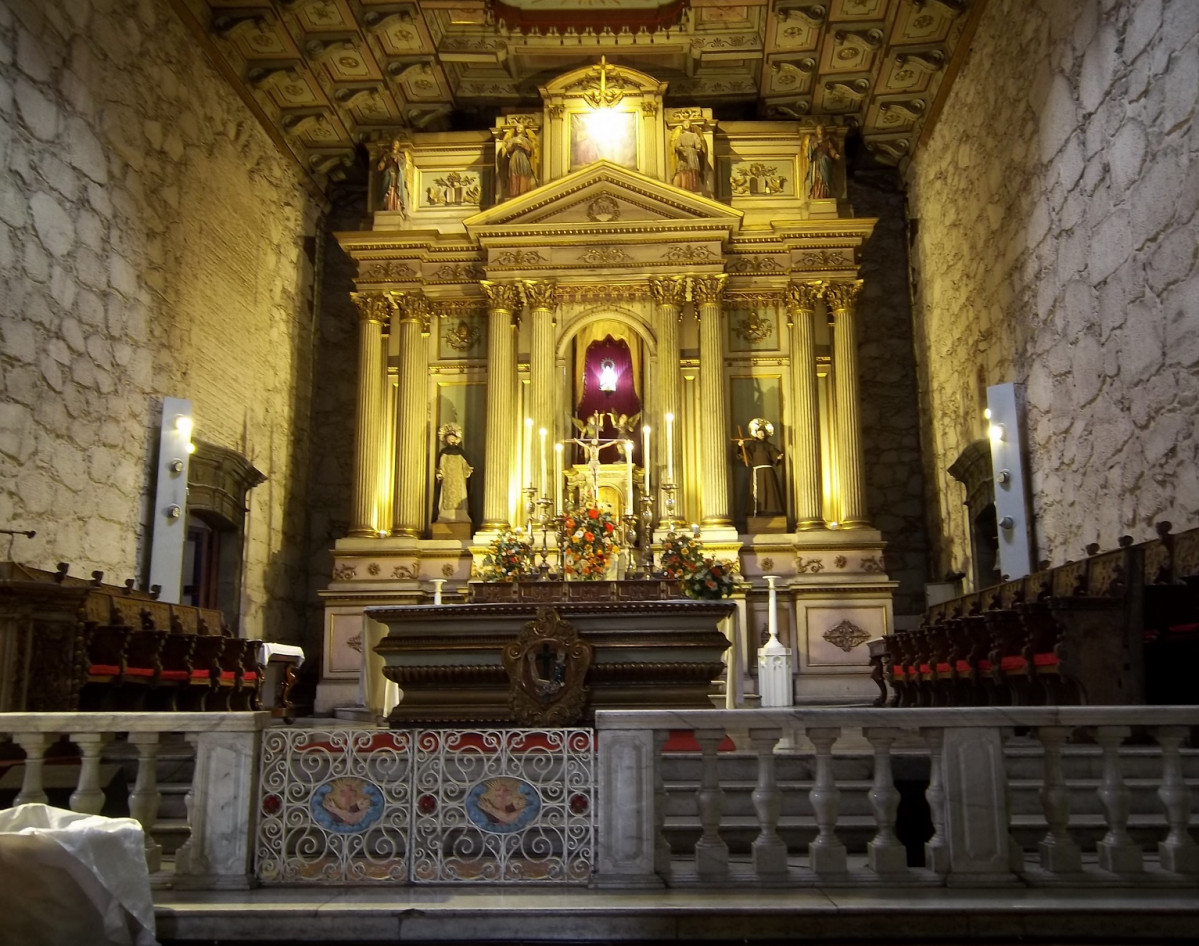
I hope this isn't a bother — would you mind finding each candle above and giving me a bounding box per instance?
[665,412,674,483]
[625,441,634,515]
[553,442,564,514]
[642,424,651,499]
[524,417,533,488]
[539,427,548,497]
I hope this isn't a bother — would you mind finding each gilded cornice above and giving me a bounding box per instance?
[356,261,418,284]
[824,280,864,311]
[557,284,651,305]
[648,276,688,309]
[480,280,523,313]
[727,290,785,307]
[350,290,394,324]
[432,298,488,319]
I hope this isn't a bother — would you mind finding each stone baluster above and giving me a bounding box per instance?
[785,281,826,530]
[653,728,672,878]
[1154,726,1198,874]
[1095,725,1142,873]
[922,726,949,874]
[69,732,111,814]
[807,726,847,873]
[693,728,729,880]
[348,291,391,536]
[391,292,431,536]
[748,727,787,879]
[128,731,164,871]
[13,732,52,805]
[596,728,664,887]
[825,280,870,528]
[523,280,558,495]
[863,726,907,874]
[480,281,522,530]
[649,276,687,525]
[1035,725,1081,873]
[693,275,731,528]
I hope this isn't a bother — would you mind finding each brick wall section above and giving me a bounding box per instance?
[906,0,1199,579]
[0,0,320,641]
[851,172,928,619]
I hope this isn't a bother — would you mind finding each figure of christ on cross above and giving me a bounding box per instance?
[567,411,633,504]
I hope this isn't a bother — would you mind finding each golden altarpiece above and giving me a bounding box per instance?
[318,62,895,715]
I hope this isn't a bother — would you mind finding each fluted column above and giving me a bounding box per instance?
[694,274,731,527]
[826,280,870,528]
[481,281,522,530]
[523,280,557,496]
[391,293,431,537]
[349,292,391,536]
[785,281,825,530]
[649,276,687,526]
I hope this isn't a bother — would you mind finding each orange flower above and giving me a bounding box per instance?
[587,508,599,519]
[584,531,594,542]
[604,522,614,533]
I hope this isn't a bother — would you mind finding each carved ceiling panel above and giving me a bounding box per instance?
[173,0,980,187]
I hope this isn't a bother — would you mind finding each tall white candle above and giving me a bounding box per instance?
[539,427,548,497]
[553,442,564,514]
[524,417,533,488]
[625,441,634,515]
[642,424,651,499]
[665,412,674,483]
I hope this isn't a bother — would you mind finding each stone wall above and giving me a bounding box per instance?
[0,0,320,642]
[906,0,1199,580]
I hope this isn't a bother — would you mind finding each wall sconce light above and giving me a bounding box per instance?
[988,422,1006,443]
[598,358,617,393]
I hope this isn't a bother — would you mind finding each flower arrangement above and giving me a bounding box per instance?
[658,531,707,580]
[682,558,738,600]
[479,531,535,582]
[561,505,619,580]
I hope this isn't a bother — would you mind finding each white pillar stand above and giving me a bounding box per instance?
[431,578,446,605]
[758,576,792,707]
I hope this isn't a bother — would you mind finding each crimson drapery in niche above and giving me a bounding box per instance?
[574,335,641,465]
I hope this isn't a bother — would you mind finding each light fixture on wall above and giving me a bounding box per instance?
[149,397,194,604]
[987,382,1034,580]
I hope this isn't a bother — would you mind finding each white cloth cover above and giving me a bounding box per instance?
[0,804,158,946]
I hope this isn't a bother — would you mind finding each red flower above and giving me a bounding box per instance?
[587,508,599,519]
[584,531,595,542]
[604,522,614,533]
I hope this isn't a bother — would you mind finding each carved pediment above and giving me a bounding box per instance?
[464,160,741,237]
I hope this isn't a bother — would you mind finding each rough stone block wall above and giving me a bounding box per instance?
[0,0,320,642]
[851,173,928,620]
[906,0,1199,579]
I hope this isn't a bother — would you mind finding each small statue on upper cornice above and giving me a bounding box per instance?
[805,125,840,200]
[377,140,408,213]
[669,119,711,197]
[497,119,540,201]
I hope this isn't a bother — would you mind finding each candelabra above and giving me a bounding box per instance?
[621,514,640,579]
[639,494,656,577]
[536,498,554,578]
[524,486,538,536]
[660,482,681,530]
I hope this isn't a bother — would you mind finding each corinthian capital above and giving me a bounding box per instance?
[350,291,393,324]
[392,292,432,333]
[480,280,523,313]
[691,274,728,307]
[648,275,688,309]
[520,279,557,311]
[823,279,864,311]
[785,281,824,313]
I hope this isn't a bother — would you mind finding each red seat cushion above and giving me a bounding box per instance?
[124,667,156,678]
[1000,655,1028,671]
[241,672,258,681]
[190,669,211,680]
[159,670,189,681]
[978,659,994,671]
[955,660,973,673]
[88,664,122,676]
[935,662,952,673]
[918,663,931,674]
[1033,652,1060,667]
[219,671,237,682]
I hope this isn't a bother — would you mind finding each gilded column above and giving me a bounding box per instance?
[694,274,731,528]
[650,276,687,527]
[827,280,869,528]
[523,279,557,495]
[786,281,825,530]
[481,281,522,530]
[391,293,431,537]
[348,292,391,536]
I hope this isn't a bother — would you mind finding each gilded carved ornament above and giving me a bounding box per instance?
[520,280,557,311]
[358,261,415,282]
[391,291,432,333]
[824,619,871,653]
[579,246,632,265]
[443,319,482,352]
[494,249,547,268]
[480,280,523,313]
[733,311,774,342]
[691,274,728,307]
[648,275,688,309]
[350,291,394,324]
[785,281,824,313]
[823,280,864,311]
[663,244,718,263]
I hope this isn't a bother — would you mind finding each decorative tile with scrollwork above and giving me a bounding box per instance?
[824,619,870,653]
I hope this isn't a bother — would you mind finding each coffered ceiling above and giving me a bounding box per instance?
[171,0,982,186]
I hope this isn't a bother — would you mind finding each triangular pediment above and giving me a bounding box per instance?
[464,160,741,238]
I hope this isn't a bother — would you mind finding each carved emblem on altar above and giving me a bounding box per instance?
[824,619,871,653]
[502,608,593,726]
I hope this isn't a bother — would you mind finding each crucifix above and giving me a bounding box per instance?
[568,411,631,503]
